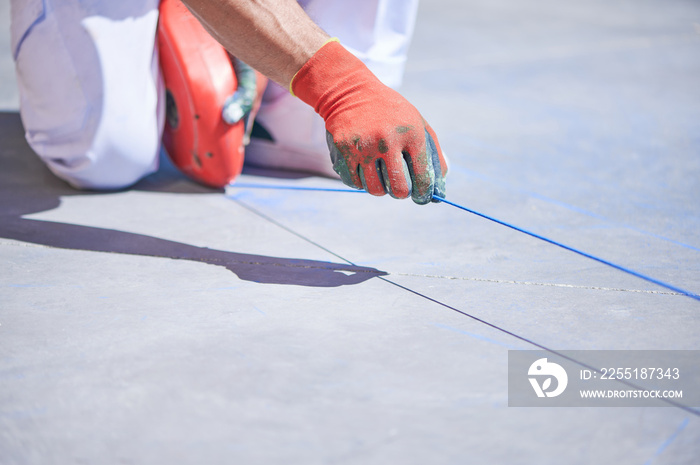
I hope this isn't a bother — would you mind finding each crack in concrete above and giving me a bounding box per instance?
[390,271,682,295]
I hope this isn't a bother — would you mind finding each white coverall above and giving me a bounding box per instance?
[10,0,420,189]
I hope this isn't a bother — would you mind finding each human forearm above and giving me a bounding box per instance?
[180,0,329,87]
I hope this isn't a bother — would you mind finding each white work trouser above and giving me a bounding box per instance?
[11,0,419,189]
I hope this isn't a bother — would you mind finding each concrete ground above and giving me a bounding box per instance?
[1,1,699,464]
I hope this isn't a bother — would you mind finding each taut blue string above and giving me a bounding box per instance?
[231,183,364,194]
[432,195,700,302]
[228,182,700,302]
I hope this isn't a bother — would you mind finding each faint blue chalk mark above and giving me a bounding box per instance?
[7,283,84,288]
[8,284,56,288]
[253,306,265,316]
[0,406,47,419]
[431,322,520,349]
[644,417,690,465]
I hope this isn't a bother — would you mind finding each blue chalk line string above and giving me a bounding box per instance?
[433,195,700,302]
[232,183,365,194]
[229,182,700,302]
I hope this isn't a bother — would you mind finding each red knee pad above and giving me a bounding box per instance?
[158,0,266,188]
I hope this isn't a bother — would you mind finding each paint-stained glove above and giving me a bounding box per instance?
[291,40,447,204]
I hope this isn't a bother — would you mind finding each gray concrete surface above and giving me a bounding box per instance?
[2,1,699,464]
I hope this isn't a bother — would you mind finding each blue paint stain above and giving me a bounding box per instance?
[644,417,690,465]
[431,322,519,349]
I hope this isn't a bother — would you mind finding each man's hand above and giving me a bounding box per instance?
[292,40,447,204]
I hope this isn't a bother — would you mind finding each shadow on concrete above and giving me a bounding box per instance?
[0,112,385,287]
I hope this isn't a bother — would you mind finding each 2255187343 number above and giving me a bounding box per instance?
[599,367,680,380]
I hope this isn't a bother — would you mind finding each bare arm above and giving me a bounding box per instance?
[180,0,329,88]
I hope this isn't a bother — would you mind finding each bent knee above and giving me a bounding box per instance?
[13,0,163,190]
[37,130,161,190]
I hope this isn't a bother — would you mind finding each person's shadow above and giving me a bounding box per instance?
[0,112,385,287]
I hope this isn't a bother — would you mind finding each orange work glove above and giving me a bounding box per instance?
[291,40,447,204]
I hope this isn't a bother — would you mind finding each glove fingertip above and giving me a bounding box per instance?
[425,128,447,201]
